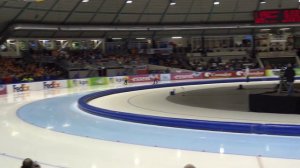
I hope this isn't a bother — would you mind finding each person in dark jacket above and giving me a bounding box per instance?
[21,158,41,168]
[284,64,296,95]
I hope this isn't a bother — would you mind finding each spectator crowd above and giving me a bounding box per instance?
[0,48,264,84]
[0,57,65,84]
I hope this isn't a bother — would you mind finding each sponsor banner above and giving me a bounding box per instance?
[0,85,7,95]
[203,71,235,79]
[7,80,68,93]
[295,68,300,76]
[248,70,265,77]
[266,68,300,77]
[129,74,159,83]
[160,74,171,81]
[89,77,109,86]
[235,69,265,77]
[108,76,126,85]
[7,83,32,93]
[43,80,67,89]
[67,78,89,88]
[171,72,202,80]
[265,69,280,76]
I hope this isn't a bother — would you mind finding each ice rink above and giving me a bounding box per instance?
[1,80,300,168]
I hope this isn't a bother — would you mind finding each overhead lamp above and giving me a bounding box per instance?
[214,1,220,5]
[172,36,182,39]
[82,0,89,2]
[14,26,58,31]
[280,28,290,31]
[260,0,266,4]
[170,0,176,5]
[136,38,146,40]
[112,38,122,40]
[260,28,271,31]
[126,0,133,4]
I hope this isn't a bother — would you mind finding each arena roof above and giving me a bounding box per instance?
[0,0,299,39]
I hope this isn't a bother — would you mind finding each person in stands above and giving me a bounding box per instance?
[284,63,296,96]
[184,164,196,168]
[21,158,41,168]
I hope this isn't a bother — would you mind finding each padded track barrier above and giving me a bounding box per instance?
[78,77,300,136]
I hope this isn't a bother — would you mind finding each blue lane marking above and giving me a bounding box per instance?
[78,78,300,136]
[17,92,300,160]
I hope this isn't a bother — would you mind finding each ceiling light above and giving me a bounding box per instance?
[112,38,122,40]
[126,0,133,4]
[136,38,146,40]
[260,0,266,4]
[260,28,271,31]
[280,28,290,31]
[82,0,89,2]
[170,0,176,5]
[214,1,220,5]
[172,36,182,39]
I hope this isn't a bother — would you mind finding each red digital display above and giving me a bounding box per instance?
[255,9,300,24]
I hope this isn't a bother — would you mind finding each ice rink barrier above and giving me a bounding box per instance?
[78,77,300,136]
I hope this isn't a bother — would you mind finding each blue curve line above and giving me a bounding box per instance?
[78,77,300,136]
[16,82,300,159]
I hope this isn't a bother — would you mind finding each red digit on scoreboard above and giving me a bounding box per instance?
[255,9,300,24]
[282,10,300,23]
[255,10,280,24]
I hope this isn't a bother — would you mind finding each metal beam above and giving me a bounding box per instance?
[12,23,300,31]
[0,1,8,8]
[102,0,128,38]
[51,0,82,38]
[202,0,216,36]
[86,0,107,23]
[39,0,60,22]
[251,0,262,36]
[0,1,31,45]
[61,0,83,24]
[128,0,152,39]
[251,0,263,58]
[0,5,254,15]
[183,0,196,24]
[180,0,197,38]
[26,0,60,38]
[152,0,170,39]
[79,0,107,37]
[227,0,241,35]
[0,1,10,37]
[110,1,128,24]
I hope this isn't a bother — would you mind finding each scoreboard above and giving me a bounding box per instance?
[254,9,300,24]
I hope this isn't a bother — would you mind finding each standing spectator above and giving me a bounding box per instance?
[284,63,296,96]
